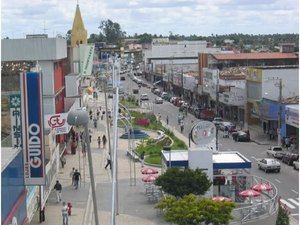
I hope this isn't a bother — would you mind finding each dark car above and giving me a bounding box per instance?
[233,131,250,142]
[120,76,125,81]
[281,153,299,166]
[133,89,139,94]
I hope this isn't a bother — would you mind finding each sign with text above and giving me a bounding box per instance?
[10,94,22,148]
[44,113,71,134]
[21,72,45,185]
[191,121,216,145]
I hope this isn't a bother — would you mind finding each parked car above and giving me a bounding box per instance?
[212,117,223,127]
[140,93,149,101]
[258,158,281,173]
[160,92,168,98]
[179,102,189,112]
[120,76,125,81]
[266,146,285,159]
[281,153,299,165]
[232,131,250,142]
[154,97,163,104]
[133,89,139,94]
[293,160,299,170]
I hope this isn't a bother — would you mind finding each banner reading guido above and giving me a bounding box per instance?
[21,71,45,185]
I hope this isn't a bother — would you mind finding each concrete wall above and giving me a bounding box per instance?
[262,68,299,101]
[1,38,67,61]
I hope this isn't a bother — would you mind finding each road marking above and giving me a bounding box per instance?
[280,199,296,209]
[290,213,299,216]
[292,190,299,195]
[275,179,281,183]
[288,198,299,206]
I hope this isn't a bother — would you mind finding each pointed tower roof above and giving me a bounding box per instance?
[71,4,87,47]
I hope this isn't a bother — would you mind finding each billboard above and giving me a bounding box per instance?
[191,121,216,145]
[21,72,45,185]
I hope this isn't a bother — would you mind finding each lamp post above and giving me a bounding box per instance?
[67,110,99,225]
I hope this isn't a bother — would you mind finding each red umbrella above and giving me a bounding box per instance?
[251,183,272,192]
[212,196,232,202]
[141,167,159,175]
[142,175,158,183]
[239,189,261,197]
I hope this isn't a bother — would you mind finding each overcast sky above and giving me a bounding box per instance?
[1,0,299,39]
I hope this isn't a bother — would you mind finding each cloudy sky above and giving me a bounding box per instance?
[1,0,299,39]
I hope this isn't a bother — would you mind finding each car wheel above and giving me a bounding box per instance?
[294,165,297,170]
[265,168,268,173]
[277,169,280,173]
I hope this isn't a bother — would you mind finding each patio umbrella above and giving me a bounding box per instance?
[238,189,261,198]
[142,175,158,183]
[212,196,232,202]
[141,167,159,175]
[251,183,272,192]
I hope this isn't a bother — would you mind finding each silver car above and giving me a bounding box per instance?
[258,158,281,173]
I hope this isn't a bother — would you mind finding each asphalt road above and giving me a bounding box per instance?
[121,73,299,221]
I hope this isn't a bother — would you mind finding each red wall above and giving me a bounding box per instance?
[53,61,65,114]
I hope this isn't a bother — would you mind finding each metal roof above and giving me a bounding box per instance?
[212,52,298,60]
[161,150,252,170]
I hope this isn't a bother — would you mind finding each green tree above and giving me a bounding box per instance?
[155,167,212,198]
[155,194,235,225]
[65,29,72,45]
[98,19,126,46]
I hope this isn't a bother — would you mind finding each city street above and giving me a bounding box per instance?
[122,72,299,222]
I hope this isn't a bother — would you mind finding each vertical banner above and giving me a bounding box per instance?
[80,44,95,76]
[21,72,45,185]
[10,94,22,148]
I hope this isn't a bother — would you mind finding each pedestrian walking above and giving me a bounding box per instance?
[69,168,75,186]
[97,136,101,148]
[105,153,111,169]
[285,137,290,150]
[93,117,97,128]
[140,152,145,167]
[166,115,169,125]
[54,180,62,203]
[102,135,107,148]
[180,120,184,133]
[61,202,69,225]
[89,134,92,143]
[72,169,81,190]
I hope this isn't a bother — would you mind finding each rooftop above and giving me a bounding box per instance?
[1,147,20,172]
[212,52,298,60]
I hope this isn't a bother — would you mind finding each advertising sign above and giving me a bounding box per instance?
[21,72,45,185]
[80,44,95,76]
[44,113,71,134]
[191,121,216,145]
[10,94,22,148]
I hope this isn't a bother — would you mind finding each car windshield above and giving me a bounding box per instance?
[273,148,282,151]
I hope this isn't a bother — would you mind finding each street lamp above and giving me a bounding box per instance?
[67,109,99,225]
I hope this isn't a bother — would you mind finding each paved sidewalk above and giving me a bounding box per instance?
[29,91,166,225]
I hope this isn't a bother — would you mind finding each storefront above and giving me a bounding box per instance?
[2,148,28,225]
[284,105,299,148]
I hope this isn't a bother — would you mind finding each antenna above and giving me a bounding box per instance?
[43,21,48,34]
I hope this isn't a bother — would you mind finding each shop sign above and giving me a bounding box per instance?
[191,121,216,145]
[21,72,45,185]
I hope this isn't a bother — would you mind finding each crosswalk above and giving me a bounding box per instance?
[280,198,299,209]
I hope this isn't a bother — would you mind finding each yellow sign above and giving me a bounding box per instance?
[246,68,262,83]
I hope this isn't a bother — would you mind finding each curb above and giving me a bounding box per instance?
[82,186,93,225]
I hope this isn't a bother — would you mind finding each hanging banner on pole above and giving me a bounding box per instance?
[21,71,46,185]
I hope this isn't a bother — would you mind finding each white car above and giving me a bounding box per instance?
[154,97,163,104]
[293,160,299,170]
[258,158,281,173]
[266,146,284,159]
[140,93,149,101]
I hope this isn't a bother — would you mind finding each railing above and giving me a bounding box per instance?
[214,174,279,224]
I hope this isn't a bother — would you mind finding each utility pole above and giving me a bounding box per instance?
[244,79,248,131]
[277,78,283,146]
[215,70,219,151]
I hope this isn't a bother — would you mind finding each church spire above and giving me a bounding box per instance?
[71,4,87,47]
